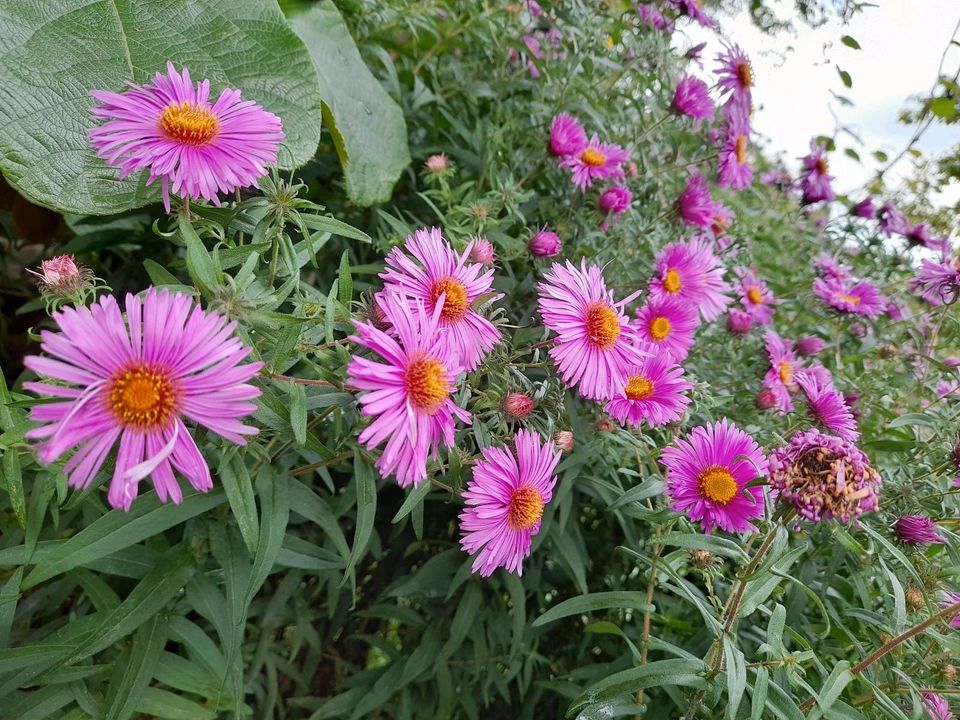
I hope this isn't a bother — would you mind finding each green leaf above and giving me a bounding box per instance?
[22,490,225,589]
[534,591,653,626]
[0,567,23,647]
[837,67,853,88]
[179,214,220,294]
[0,0,322,215]
[841,35,861,49]
[342,451,377,588]
[724,636,747,720]
[817,661,853,712]
[288,0,410,205]
[568,658,706,716]
[102,614,169,720]
[751,667,769,720]
[338,250,353,306]
[218,453,259,556]
[142,259,181,287]
[136,687,217,720]
[930,97,956,119]
[655,531,747,560]
[288,479,351,564]
[887,413,939,429]
[287,382,307,447]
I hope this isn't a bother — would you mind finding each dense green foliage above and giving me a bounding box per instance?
[1,2,959,719]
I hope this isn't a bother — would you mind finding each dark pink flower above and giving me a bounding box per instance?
[503,392,534,419]
[606,350,693,428]
[799,141,834,203]
[878,202,909,237]
[717,105,752,190]
[735,267,776,325]
[756,390,777,410]
[672,75,714,126]
[635,294,699,361]
[763,332,802,414]
[649,236,731,322]
[598,185,632,215]
[727,309,753,335]
[677,174,717,228]
[908,258,960,306]
[796,336,825,356]
[813,277,886,317]
[796,368,859,441]
[851,196,876,219]
[715,43,753,111]
[549,114,587,157]
[529,226,562,257]
[893,515,944,545]
[561,135,629,190]
[639,3,672,31]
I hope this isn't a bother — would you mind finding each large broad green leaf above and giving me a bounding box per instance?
[288,1,410,206]
[0,0,323,215]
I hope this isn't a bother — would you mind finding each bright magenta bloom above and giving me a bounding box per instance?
[348,290,470,487]
[459,429,561,576]
[909,258,960,306]
[812,277,886,317]
[549,113,587,157]
[799,141,835,203]
[649,236,731,322]
[796,336,825,356]
[677,174,717,228]
[538,260,646,401]
[672,75,714,126]
[715,44,753,110]
[727,309,753,335]
[635,294,698,361]
[89,62,283,212]
[796,368,859,441]
[529,226,562,257]
[661,419,769,534]
[598,186,632,215]
[606,350,693,427]
[381,227,502,372]
[735,267,777,325]
[851,196,876,219]
[717,106,752,190]
[763,332,802,414]
[769,429,880,523]
[561,135,629,191]
[894,515,943,545]
[921,692,954,720]
[25,288,261,510]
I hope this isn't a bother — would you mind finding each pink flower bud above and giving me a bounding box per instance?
[27,254,94,298]
[796,336,825,356]
[756,390,777,410]
[503,392,534,419]
[469,238,495,265]
[726,310,753,335]
[597,418,616,432]
[598,186,632,215]
[529,226,562,257]
[424,154,449,176]
[553,430,574,452]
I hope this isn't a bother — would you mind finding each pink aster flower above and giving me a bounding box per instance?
[537,260,646,401]
[677,174,718,228]
[735,267,777,325]
[89,62,283,212]
[796,368,859,441]
[529,226,562,257]
[894,515,944,545]
[635,294,699,361]
[922,692,954,720]
[796,336,825,356]
[649,236,731,322]
[717,106,753,190]
[813,277,886,317]
[381,227,502,372]
[715,44,753,111]
[459,429,561,576]
[598,186,632,215]
[768,429,880,524]
[941,593,960,629]
[672,0,715,28]
[639,3,672,32]
[727,309,753,335]
[851,196,876,219]
[606,350,693,427]
[561,135,629,191]
[813,253,852,281]
[672,75,714,127]
[763,332,803,414]
[878,202,910,237]
[24,288,261,511]
[661,419,769,534]
[348,290,470,487]
[27,255,95,303]
[799,141,835,204]
[549,113,587,157]
[909,259,960,306]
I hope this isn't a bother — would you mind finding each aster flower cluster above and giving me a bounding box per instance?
[811,254,887,318]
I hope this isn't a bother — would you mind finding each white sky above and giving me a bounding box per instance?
[676,0,960,198]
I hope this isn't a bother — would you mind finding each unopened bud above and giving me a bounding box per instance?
[503,392,534,420]
[553,430,574,452]
[756,390,777,410]
[905,587,925,611]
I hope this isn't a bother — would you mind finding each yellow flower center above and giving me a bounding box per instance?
[735,134,748,164]
[778,360,793,385]
[736,60,753,89]
[584,302,621,351]
[429,277,469,324]
[698,465,738,505]
[816,157,829,175]
[649,315,672,341]
[839,293,861,305]
[108,364,178,430]
[746,287,764,305]
[663,268,682,294]
[507,485,544,531]
[404,353,450,414]
[158,101,220,146]
[581,147,607,167]
[625,375,655,401]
